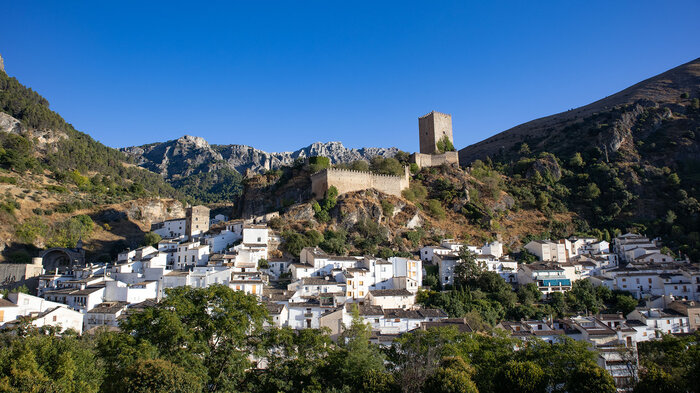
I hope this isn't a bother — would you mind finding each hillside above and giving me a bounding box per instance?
[238,158,575,260]
[458,57,700,260]
[0,65,184,261]
[459,57,700,163]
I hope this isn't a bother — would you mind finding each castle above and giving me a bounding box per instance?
[310,167,410,200]
[410,111,459,168]
[309,111,458,199]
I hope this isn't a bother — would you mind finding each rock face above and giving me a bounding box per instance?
[0,112,67,149]
[123,137,399,179]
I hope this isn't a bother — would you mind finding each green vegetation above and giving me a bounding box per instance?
[420,248,638,327]
[309,156,331,173]
[0,70,179,199]
[172,167,243,203]
[436,135,455,153]
[14,214,94,249]
[312,186,338,223]
[0,285,638,393]
[636,332,700,393]
[142,232,162,247]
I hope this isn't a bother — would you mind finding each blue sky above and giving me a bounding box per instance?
[1,1,699,152]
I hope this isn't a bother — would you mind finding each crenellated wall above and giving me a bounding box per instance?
[310,167,410,199]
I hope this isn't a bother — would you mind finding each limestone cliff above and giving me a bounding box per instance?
[123,137,399,178]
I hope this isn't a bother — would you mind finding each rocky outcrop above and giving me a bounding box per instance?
[123,137,399,178]
[0,112,67,149]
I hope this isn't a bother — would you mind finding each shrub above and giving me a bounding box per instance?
[142,231,162,247]
[381,200,394,217]
[15,217,48,244]
[425,199,446,219]
[309,156,330,172]
[0,176,16,184]
[435,135,455,153]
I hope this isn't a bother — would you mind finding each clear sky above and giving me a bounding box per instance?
[1,1,699,152]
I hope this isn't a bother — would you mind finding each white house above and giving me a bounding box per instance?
[0,297,19,327]
[367,289,414,309]
[174,241,210,269]
[84,301,128,331]
[436,254,460,287]
[524,240,568,262]
[517,263,571,296]
[626,308,690,336]
[152,218,187,239]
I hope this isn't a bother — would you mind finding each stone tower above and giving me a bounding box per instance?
[0,54,4,73]
[419,111,453,154]
[185,205,211,237]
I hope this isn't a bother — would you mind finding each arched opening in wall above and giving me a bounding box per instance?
[41,249,74,271]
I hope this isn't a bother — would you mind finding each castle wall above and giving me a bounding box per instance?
[410,152,459,168]
[310,168,409,199]
[419,111,453,154]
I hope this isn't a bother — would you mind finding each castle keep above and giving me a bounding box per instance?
[311,167,410,200]
[411,111,459,167]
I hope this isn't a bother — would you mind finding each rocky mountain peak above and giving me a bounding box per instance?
[176,135,210,149]
[122,139,399,180]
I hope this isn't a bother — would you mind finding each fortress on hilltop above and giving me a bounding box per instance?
[309,110,459,199]
[310,167,410,200]
[410,111,459,168]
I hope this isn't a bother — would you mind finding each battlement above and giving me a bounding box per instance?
[419,110,451,119]
[311,167,410,199]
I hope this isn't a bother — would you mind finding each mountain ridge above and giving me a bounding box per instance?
[122,136,400,178]
[459,57,700,164]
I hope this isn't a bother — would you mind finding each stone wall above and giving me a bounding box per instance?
[310,167,410,199]
[0,259,43,291]
[410,151,459,168]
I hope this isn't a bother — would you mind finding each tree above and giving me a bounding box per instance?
[142,232,162,247]
[567,280,603,314]
[422,356,478,393]
[614,294,638,315]
[495,360,547,393]
[569,152,584,168]
[517,283,542,305]
[120,285,268,392]
[453,248,483,288]
[119,358,203,393]
[634,364,683,393]
[331,305,387,387]
[565,363,616,393]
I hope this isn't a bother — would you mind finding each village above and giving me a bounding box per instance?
[1,112,700,390]
[1,201,699,387]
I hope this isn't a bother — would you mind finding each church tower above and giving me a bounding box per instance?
[418,111,453,154]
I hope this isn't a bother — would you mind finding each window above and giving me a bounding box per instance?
[53,316,57,322]
[359,291,364,296]
[374,318,380,323]
[649,278,652,283]
[359,281,364,286]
